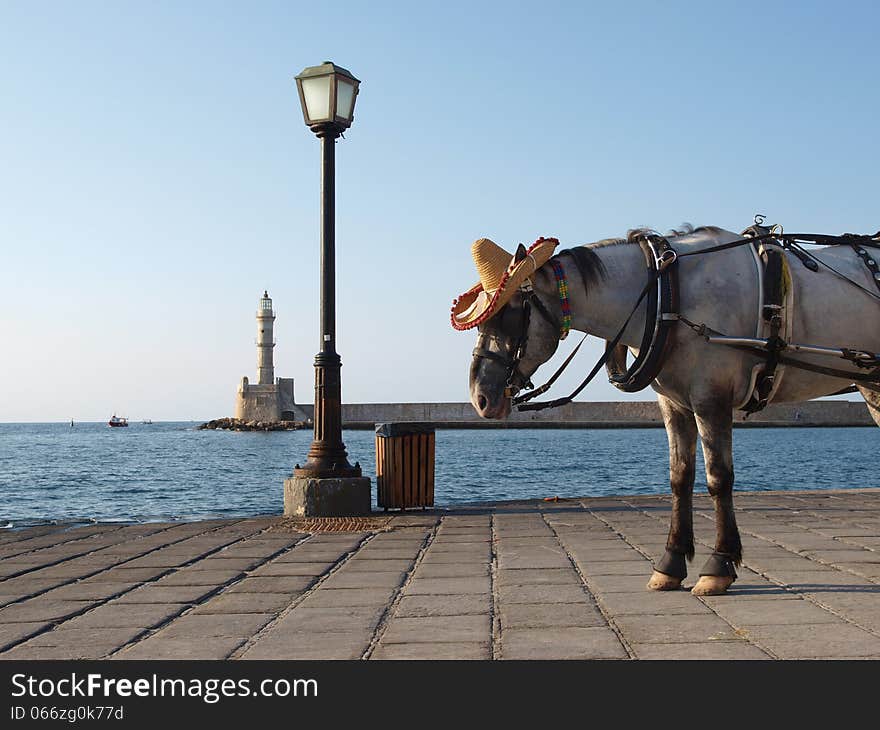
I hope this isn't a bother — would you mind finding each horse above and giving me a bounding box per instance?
[464,225,880,595]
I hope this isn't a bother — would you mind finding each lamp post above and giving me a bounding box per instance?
[284,61,371,517]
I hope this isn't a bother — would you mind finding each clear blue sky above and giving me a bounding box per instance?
[1,1,878,421]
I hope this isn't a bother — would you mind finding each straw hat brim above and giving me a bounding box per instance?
[451,237,559,330]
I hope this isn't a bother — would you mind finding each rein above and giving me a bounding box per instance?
[516,243,676,411]
[506,226,880,412]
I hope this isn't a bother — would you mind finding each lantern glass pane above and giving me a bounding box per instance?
[336,79,356,121]
[300,75,332,122]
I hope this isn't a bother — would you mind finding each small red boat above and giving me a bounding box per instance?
[108,415,129,428]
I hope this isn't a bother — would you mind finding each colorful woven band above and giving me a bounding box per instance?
[550,259,571,340]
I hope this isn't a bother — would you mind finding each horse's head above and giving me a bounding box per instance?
[451,237,571,419]
[469,282,562,419]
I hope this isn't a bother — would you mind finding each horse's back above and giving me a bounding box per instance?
[661,228,880,404]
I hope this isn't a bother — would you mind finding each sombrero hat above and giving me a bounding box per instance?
[451,236,560,330]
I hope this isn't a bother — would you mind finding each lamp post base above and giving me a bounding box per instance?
[283,476,372,517]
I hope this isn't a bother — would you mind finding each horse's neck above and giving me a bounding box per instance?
[567,243,650,347]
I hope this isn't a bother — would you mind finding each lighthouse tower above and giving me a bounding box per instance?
[234,291,301,423]
[256,291,276,385]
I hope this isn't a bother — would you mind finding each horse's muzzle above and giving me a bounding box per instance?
[472,391,512,419]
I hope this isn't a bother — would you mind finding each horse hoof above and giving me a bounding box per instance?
[647,571,682,591]
[691,575,734,596]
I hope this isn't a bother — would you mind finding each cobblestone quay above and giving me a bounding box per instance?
[1,489,879,660]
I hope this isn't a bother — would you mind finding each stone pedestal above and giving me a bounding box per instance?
[284,476,372,517]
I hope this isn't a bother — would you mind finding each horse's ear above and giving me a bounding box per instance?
[514,243,527,263]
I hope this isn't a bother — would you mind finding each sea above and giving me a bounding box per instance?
[1,422,878,528]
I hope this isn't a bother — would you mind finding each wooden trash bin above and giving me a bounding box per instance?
[375,423,435,510]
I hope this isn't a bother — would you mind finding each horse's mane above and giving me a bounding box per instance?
[550,224,726,293]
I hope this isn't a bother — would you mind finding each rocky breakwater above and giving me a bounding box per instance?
[198,417,309,432]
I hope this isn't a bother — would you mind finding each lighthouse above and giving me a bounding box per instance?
[234,291,302,423]
[256,291,276,385]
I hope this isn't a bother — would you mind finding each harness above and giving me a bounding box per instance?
[604,234,679,393]
[498,221,880,413]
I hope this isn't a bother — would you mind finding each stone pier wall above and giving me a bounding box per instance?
[292,400,873,429]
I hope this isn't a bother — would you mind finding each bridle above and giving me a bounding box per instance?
[471,279,563,399]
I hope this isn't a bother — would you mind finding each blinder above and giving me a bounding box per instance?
[471,281,562,399]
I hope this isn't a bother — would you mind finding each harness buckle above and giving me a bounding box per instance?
[657,249,678,271]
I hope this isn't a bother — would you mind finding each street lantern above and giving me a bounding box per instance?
[295,62,360,133]
[284,61,370,517]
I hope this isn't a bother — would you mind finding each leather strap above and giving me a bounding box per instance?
[699,552,738,579]
[741,226,786,414]
[654,549,688,580]
[605,235,679,393]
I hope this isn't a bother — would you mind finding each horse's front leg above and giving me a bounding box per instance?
[691,399,741,596]
[648,395,697,591]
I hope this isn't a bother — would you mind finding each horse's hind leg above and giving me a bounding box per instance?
[648,395,697,591]
[691,398,741,596]
[856,385,880,426]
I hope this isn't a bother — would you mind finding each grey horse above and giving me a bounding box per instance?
[466,226,880,595]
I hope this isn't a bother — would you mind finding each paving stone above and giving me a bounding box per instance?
[62,602,189,629]
[192,557,265,571]
[808,591,880,616]
[321,570,406,590]
[709,597,842,626]
[419,551,490,565]
[771,570,867,589]
[240,631,369,660]
[412,563,489,579]
[155,569,244,586]
[380,614,490,644]
[41,582,139,601]
[585,574,655,593]
[496,568,581,586]
[805,549,880,564]
[159,613,274,638]
[225,576,314,594]
[614,614,743,644]
[0,577,70,595]
[744,623,880,658]
[371,642,490,660]
[334,558,414,574]
[500,602,606,629]
[191,592,293,615]
[118,554,198,569]
[300,588,397,608]
[249,562,336,576]
[432,536,490,547]
[496,550,571,570]
[114,585,215,604]
[0,562,54,577]
[0,600,94,622]
[114,635,245,660]
[596,591,714,616]
[498,584,589,605]
[395,595,490,618]
[2,644,119,660]
[273,550,349,563]
[568,548,648,563]
[631,641,771,659]
[0,622,49,648]
[404,576,490,596]
[835,562,880,579]
[501,626,626,660]
[83,568,169,582]
[275,605,385,634]
[25,626,146,648]
[495,537,559,549]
